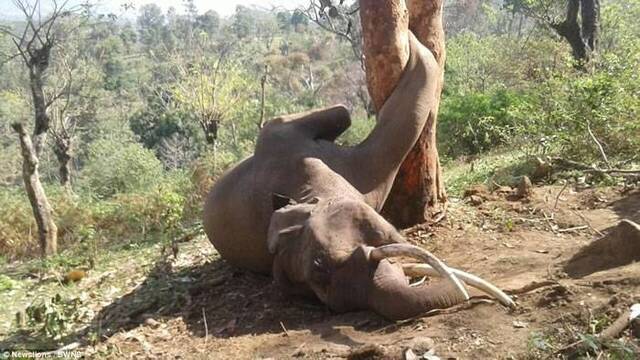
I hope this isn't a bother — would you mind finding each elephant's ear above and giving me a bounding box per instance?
[267,202,314,254]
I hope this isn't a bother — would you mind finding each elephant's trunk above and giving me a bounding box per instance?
[367,259,466,320]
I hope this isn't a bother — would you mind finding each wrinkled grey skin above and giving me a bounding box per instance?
[203,33,463,320]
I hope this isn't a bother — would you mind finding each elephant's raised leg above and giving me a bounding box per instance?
[264,105,351,142]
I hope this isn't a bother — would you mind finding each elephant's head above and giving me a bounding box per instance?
[267,196,510,320]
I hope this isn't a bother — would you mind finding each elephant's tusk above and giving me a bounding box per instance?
[402,263,516,308]
[369,244,470,301]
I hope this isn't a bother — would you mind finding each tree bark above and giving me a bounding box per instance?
[53,137,72,189]
[551,0,600,64]
[359,0,410,113]
[580,0,600,52]
[12,123,58,257]
[553,0,587,62]
[376,0,448,228]
[29,50,53,156]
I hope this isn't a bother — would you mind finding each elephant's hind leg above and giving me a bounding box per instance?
[265,105,351,142]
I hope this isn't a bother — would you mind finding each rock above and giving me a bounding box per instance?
[15,310,26,327]
[512,320,528,328]
[516,176,533,199]
[404,336,435,354]
[532,157,553,180]
[494,186,513,195]
[422,349,442,360]
[403,349,418,360]
[144,318,161,328]
[347,344,387,360]
[563,219,640,278]
[469,195,485,206]
[463,184,489,198]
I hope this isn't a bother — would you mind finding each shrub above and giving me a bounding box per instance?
[80,138,164,198]
[0,175,190,261]
[439,90,529,159]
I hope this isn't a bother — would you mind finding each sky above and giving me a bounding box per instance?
[0,0,310,20]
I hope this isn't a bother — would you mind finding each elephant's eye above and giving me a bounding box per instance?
[310,256,330,285]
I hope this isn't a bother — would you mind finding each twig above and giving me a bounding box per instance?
[505,280,558,295]
[202,307,209,343]
[572,210,604,237]
[586,121,610,169]
[557,225,588,233]
[553,182,570,211]
[551,157,640,176]
[280,321,289,337]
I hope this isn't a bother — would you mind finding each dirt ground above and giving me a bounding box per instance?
[4,185,640,359]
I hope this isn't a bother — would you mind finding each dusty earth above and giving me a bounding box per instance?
[2,185,640,359]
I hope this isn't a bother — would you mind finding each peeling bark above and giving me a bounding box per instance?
[387,0,447,227]
[359,0,410,113]
[12,123,58,257]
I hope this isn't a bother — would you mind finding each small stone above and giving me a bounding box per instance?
[347,344,386,360]
[516,176,533,199]
[463,184,489,198]
[494,186,513,195]
[532,158,553,180]
[403,349,418,360]
[513,320,528,328]
[144,318,161,328]
[469,195,484,206]
[404,336,435,354]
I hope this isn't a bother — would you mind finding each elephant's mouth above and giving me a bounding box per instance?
[363,243,515,309]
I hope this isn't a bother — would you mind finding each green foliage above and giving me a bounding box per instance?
[0,274,16,292]
[440,6,640,167]
[25,293,88,339]
[80,139,164,198]
[439,90,529,157]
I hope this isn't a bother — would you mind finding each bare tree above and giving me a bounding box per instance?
[0,0,81,256]
[505,0,601,63]
[11,122,58,257]
[302,0,364,68]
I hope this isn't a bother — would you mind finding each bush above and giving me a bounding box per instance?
[80,139,164,198]
[439,27,640,165]
[439,90,529,158]
[0,174,190,261]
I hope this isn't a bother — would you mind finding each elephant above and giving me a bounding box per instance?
[203,33,514,320]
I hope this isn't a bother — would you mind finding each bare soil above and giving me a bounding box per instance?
[4,185,640,359]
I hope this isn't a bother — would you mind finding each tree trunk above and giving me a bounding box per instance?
[359,0,410,113]
[53,138,72,189]
[374,0,448,228]
[29,67,51,157]
[552,0,600,64]
[12,123,58,257]
[580,0,600,52]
